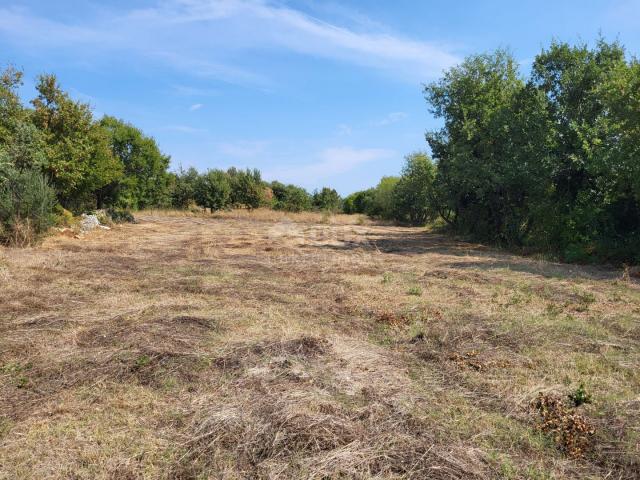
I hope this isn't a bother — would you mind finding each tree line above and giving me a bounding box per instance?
[2,37,638,264]
[0,68,343,243]
[348,39,640,265]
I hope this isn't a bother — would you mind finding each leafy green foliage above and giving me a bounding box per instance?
[312,187,341,212]
[171,167,200,209]
[392,152,437,226]
[227,167,263,210]
[568,383,593,407]
[343,189,375,215]
[424,40,640,263]
[31,74,122,211]
[271,181,312,212]
[0,167,56,245]
[368,177,399,219]
[195,169,231,213]
[99,116,171,209]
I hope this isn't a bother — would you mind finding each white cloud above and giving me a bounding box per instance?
[373,111,408,126]
[266,146,394,184]
[0,1,459,85]
[189,103,204,111]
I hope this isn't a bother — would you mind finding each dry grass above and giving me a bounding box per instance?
[0,210,638,479]
[143,207,372,225]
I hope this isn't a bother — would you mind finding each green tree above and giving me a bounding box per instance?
[425,49,546,244]
[271,181,312,212]
[312,187,341,212]
[31,74,122,210]
[171,166,200,209]
[99,116,171,209]
[194,169,231,213]
[227,167,263,209]
[369,177,399,219]
[0,66,25,146]
[392,152,437,225]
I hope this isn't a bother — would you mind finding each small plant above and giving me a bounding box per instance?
[568,383,592,407]
[134,354,151,368]
[407,285,422,296]
[382,272,392,284]
[15,376,29,388]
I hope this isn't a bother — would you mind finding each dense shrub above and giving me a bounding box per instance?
[424,39,640,263]
[0,168,56,246]
[107,207,136,224]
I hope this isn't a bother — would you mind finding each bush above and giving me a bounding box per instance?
[0,168,56,246]
[54,205,75,227]
[107,207,135,224]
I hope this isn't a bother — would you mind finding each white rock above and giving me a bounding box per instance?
[79,214,100,232]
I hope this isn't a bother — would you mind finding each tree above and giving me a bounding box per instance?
[271,181,312,212]
[31,74,122,210]
[0,66,25,146]
[369,177,399,219]
[312,187,341,212]
[171,166,200,209]
[99,116,171,209]
[392,152,437,225]
[425,49,542,244]
[227,167,262,209]
[194,169,230,213]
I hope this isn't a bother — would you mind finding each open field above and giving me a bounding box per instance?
[1,211,639,479]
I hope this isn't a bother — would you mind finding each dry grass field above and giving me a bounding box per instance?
[1,211,639,479]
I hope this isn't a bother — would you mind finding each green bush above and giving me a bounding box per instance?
[107,207,136,224]
[0,168,57,246]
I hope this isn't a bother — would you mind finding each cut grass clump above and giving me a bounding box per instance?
[530,392,595,458]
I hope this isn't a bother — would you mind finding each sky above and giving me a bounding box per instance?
[1,1,639,195]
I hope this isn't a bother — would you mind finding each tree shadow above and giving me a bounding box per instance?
[315,229,627,282]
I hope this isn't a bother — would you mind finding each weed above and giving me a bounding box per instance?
[407,285,422,296]
[134,355,152,369]
[568,383,592,407]
[382,271,393,284]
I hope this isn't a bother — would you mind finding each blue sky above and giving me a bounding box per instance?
[1,1,639,195]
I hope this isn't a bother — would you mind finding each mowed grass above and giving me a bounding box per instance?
[0,211,638,479]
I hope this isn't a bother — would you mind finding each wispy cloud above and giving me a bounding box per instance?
[0,1,459,86]
[189,103,204,111]
[172,84,220,97]
[266,146,394,184]
[373,112,408,126]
